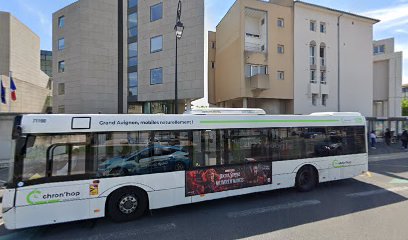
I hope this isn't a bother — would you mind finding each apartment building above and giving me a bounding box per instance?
[372,38,403,118]
[209,0,379,116]
[209,0,294,114]
[0,12,51,113]
[53,0,204,114]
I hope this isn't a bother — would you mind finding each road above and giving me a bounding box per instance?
[0,155,407,240]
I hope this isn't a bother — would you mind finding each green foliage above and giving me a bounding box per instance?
[402,98,408,116]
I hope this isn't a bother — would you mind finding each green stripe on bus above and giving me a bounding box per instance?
[200,120,340,124]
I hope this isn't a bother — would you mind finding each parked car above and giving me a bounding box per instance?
[98,145,191,176]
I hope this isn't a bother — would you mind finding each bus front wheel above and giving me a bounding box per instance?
[107,187,148,222]
[295,165,318,192]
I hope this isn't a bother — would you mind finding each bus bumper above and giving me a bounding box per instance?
[3,208,16,230]
[2,189,16,230]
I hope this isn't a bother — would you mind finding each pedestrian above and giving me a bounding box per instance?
[384,128,391,146]
[370,131,377,149]
[401,129,408,150]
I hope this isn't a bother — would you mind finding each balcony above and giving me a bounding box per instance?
[249,74,270,90]
[245,42,265,53]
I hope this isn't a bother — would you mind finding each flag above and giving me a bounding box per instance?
[1,80,6,104]
[10,76,16,101]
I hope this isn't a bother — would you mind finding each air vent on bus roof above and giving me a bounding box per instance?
[310,112,362,117]
[185,108,266,115]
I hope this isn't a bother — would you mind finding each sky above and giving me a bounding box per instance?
[1,0,407,85]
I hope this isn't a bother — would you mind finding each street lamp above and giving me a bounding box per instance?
[174,0,184,114]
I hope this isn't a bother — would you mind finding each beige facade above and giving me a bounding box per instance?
[0,12,51,113]
[210,0,379,116]
[53,0,204,114]
[373,38,403,117]
[210,0,294,114]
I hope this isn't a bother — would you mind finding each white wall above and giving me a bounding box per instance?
[373,39,403,117]
[294,4,375,117]
[294,5,339,114]
[339,16,373,117]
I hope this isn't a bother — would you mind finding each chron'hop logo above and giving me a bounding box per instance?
[332,160,352,169]
[26,190,80,205]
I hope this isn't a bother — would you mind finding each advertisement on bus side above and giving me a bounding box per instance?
[186,163,272,196]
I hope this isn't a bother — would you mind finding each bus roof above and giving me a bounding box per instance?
[17,113,366,134]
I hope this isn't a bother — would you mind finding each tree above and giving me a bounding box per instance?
[402,98,408,116]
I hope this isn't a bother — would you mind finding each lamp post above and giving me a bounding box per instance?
[174,0,184,114]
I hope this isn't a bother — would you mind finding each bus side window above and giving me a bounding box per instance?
[50,144,86,177]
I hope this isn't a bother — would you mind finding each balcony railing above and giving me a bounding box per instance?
[249,74,270,90]
[245,42,264,52]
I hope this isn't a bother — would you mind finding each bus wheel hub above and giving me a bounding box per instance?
[119,195,138,214]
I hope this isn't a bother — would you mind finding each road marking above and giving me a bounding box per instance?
[390,178,408,184]
[346,186,408,198]
[360,171,372,177]
[227,200,321,218]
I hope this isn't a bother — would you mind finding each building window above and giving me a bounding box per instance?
[58,83,65,95]
[245,64,268,78]
[150,3,163,22]
[58,105,65,113]
[309,43,316,65]
[58,61,65,73]
[128,0,138,8]
[128,72,138,97]
[246,33,261,38]
[150,35,163,53]
[312,94,318,106]
[128,42,137,67]
[320,22,326,33]
[150,68,163,85]
[277,44,284,54]
[310,20,316,31]
[277,18,284,28]
[277,71,285,80]
[320,45,326,66]
[320,71,326,84]
[322,94,328,106]
[373,45,385,55]
[212,42,216,49]
[58,16,65,29]
[261,18,265,25]
[211,61,215,69]
[128,12,138,38]
[58,38,65,50]
[310,70,316,83]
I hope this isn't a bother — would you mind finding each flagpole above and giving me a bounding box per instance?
[8,71,12,113]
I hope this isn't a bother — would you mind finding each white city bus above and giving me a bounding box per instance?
[2,109,368,229]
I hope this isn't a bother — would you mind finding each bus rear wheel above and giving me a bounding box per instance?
[295,165,318,192]
[107,187,148,222]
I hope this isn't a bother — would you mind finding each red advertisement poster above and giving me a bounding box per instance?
[186,163,272,196]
